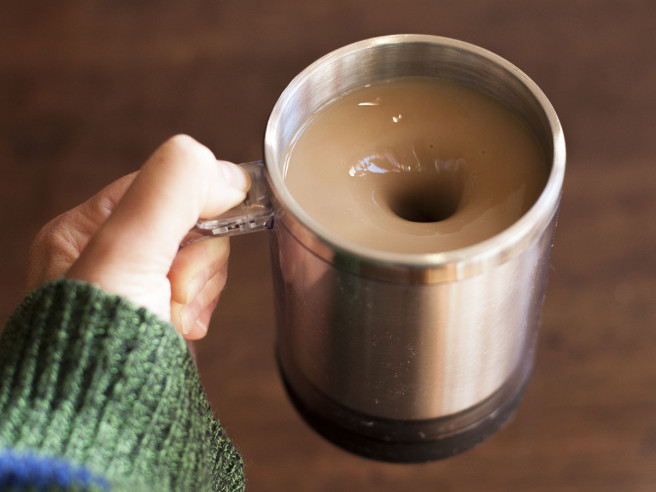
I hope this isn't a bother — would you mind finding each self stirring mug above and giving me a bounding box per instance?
[192,34,565,462]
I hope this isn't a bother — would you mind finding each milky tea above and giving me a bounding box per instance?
[282,77,547,254]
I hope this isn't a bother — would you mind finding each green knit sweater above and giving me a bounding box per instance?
[0,278,245,491]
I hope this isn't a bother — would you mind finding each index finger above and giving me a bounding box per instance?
[66,135,250,302]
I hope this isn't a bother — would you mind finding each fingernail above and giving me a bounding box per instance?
[195,318,208,337]
[182,316,192,335]
[187,269,211,304]
[218,161,251,192]
[181,304,198,335]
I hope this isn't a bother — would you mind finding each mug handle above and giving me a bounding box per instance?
[183,161,275,245]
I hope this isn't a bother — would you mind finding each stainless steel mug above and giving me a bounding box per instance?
[194,34,566,462]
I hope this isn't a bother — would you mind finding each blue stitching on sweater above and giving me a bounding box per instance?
[0,448,110,490]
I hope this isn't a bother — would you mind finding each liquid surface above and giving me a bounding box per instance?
[282,78,547,254]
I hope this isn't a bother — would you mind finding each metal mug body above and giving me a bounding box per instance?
[263,35,565,462]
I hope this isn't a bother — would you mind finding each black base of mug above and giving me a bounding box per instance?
[277,354,532,463]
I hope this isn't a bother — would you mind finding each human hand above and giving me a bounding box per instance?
[26,135,250,339]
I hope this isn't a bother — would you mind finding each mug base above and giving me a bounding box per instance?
[277,353,532,463]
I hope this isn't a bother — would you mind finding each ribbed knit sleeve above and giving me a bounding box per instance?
[0,278,245,491]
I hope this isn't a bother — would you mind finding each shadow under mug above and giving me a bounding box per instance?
[192,34,566,463]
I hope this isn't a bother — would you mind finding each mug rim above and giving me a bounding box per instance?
[264,34,565,283]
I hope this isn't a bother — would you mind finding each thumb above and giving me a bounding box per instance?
[66,135,250,317]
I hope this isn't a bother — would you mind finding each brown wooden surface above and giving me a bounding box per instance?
[1,1,655,491]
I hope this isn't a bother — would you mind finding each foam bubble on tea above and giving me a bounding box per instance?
[282,77,547,254]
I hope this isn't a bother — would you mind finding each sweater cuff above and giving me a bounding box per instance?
[0,278,244,491]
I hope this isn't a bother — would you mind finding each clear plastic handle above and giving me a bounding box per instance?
[184,161,274,244]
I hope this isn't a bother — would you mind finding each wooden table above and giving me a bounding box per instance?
[1,1,654,490]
